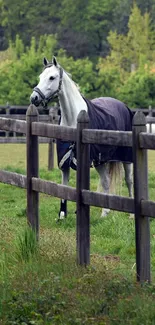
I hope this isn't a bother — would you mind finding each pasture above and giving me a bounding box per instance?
[0,144,155,324]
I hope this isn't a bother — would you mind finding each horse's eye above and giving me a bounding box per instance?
[49,76,55,81]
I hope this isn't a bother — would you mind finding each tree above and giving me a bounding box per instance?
[127,4,154,68]
[113,0,155,34]
[104,4,155,74]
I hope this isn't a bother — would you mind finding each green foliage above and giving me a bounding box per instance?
[0,38,99,104]
[11,34,25,59]
[97,58,123,98]
[0,34,58,104]
[57,50,98,98]
[3,270,155,325]
[118,68,155,107]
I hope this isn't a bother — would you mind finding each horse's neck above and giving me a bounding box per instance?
[59,72,87,127]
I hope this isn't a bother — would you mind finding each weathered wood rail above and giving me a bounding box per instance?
[0,104,155,283]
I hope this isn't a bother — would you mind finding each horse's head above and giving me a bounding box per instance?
[30,56,63,107]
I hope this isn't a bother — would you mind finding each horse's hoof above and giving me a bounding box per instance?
[101,209,110,218]
[55,216,65,223]
[129,213,134,219]
[59,211,66,220]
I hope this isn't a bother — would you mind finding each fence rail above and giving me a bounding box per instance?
[0,104,155,283]
[0,170,26,188]
[0,114,49,121]
[32,122,76,141]
[0,137,50,143]
[0,170,154,217]
[0,118,26,133]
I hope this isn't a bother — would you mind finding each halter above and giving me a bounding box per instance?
[33,64,63,108]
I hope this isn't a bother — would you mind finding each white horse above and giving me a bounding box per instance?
[30,56,134,220]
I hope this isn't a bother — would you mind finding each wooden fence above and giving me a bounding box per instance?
[0,105,155,283]
[0,104,155,170]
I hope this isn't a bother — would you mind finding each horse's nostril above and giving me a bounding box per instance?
[31,95,38,104]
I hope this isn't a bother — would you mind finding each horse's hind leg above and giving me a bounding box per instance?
[123,162,133,218]
[58,167,70,220]
[95,163,110,217]
[123,163,133,197]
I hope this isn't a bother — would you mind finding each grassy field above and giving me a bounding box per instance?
[0,143,154,171]
[0,144,155,324]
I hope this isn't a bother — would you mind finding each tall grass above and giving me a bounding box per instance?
[15,226,39,262]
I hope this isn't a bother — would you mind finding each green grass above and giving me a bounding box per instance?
[0,143,155,172]
[0,144,155,324]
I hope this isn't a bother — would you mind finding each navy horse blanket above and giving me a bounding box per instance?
[56,97,134,170]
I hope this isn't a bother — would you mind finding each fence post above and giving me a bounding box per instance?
[132,111,150,282]
[26,104,39,238]
[76,110,90,265]
[48,107,55,170]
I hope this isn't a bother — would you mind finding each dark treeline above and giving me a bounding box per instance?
[0,0,155,59]
[0,1,155,107]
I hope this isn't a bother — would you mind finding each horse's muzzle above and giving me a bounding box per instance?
[30,93,41,107]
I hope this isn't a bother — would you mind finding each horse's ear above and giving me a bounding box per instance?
[52,56,58,67]
[43,57,49,66]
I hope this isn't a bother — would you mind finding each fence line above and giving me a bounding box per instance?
[0,105,155,170]
[0,170,155,217]
[0,104,155,111]
[0,105,155,282]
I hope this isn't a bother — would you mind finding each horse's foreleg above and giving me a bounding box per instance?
[59,199,67,219]
[58,167,70,220]
[95,163,110,217]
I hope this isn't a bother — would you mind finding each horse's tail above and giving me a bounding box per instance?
[96,162,123,195]
[109,162,123,195]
